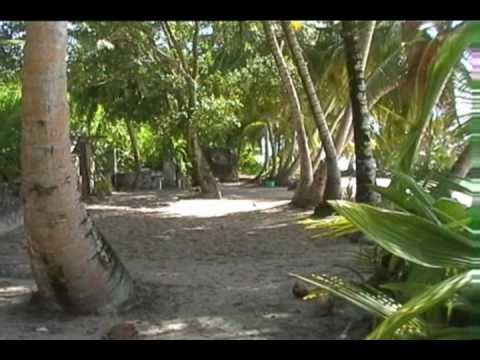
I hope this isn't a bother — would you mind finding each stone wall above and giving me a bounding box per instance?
[113,169,163,191]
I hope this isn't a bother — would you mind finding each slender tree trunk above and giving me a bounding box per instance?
[21,22,135,314]
[434,144,472,197]
[342,21,380,204]
[189,127,222,198]
[277,135,287,175]
[312,147,324,172]
[267,122,277,178]
[312,79,400,208]
[124,117,141,189]
[77,137,92,199]
[275,130,299,186]
[330,21,376,157]
[310,23,377,213]
[263,21,313,208]
[187,76,221,198]
[282,22,342,211]
[451,144,472,178]
[253,127,270,182]
[282,156,300,184]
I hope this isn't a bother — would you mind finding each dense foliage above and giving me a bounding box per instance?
[1,20,478,338]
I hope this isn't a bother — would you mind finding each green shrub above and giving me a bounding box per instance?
[295,173,480,339]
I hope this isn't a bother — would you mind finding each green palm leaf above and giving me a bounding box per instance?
[289,273,401,318]
[397,21,480,172]
[428,326,480,340]
[367,271,474,339]
[289,272,428,337]
[299,216,359,239]
[328,200,480,268]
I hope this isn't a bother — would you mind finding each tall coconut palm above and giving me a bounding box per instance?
[341,21,380,204]
[281,21,342,209]
[21,22,135,314]
[308,21,388,215]
[263,21,314,208]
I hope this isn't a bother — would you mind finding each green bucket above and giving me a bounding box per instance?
[263,180,276,188]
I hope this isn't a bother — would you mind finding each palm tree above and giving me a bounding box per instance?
[281,21,342,210]
[309,21,397,214]
[263,21,314,208]
[21,22,135,314]
[341,21,380,204]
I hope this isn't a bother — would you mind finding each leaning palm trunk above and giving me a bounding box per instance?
[263,21,314,208]
[342,21,380,204]
[276,132,300,186]
[451,144,472,178]
[282,21,342,209]
[189,127,222,198]
[187,75,221,198]
[22,22,135,314]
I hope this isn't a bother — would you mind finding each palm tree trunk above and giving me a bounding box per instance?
[451,144,472,178]
[342,21,380,204]
[267,122,278,178]
[189,127,222,198]
[310,23,379,213]
[331,21,376,156]
[253,126,270,182]
[434,144,472,197]
[21,22,135,314]
[263,21,313,208]
[275,130,299,186]
[282,21,342,209]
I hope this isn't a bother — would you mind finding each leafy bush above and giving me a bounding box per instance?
[295,173,480,339]
[0,82,21,181]
[239,143,263,175]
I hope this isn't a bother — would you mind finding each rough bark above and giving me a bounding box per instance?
[331,21,376,157]
[311,23,378,214]
[21,22,135,314]
[263,21,313,208]
[342,21,380,204]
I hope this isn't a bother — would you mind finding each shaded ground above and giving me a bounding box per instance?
[0,183,371,340]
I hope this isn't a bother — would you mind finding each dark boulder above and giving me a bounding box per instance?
[205,148,239,182]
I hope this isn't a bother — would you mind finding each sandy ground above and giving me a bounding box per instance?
[0,183,372,340]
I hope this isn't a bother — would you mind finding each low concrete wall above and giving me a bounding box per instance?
[114,170,163,191]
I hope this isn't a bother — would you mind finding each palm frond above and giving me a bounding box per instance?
[328,200,480,268]
[397,21,480,172]
[367,271,473,339]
